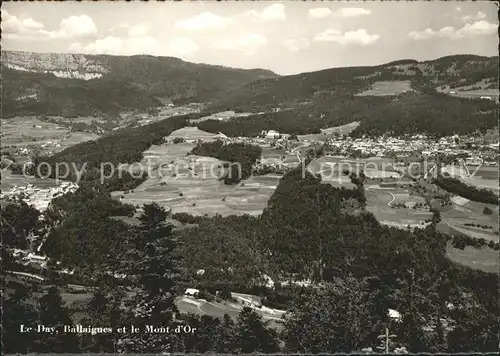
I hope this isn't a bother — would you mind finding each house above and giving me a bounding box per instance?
[264,130,280,139]
[465,156,483,166]
[388,309,402,322]
[185,288,200,297]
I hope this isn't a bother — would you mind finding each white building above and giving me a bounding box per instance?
[264,130,281,139]
[185,288,200,297]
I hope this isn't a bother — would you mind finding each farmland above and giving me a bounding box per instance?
[112,128,283,216]
[298,122,360,142]
[356,80,413,96]
[365,186,433,229]
[190,110,257,124]
[445,242,499,274]
[441,165,499,194]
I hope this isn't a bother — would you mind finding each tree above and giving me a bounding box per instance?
[118,203,185,352]
[79,289,123,353]
[283,277,380,353]
[33,287,80,353]
[2,283,38,353]
[234,307,280,353]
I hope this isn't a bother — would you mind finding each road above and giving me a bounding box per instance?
[388,192,396,206]
[175,296,285,329]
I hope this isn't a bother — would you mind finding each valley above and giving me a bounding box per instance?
[2,43,498,354]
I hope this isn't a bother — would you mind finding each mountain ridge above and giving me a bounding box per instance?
[2,50,498,120]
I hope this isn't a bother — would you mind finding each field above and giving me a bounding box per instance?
[445,242,499,274]
[116,158,282,216]
[365,185,433,228]
[298,122,360,142]
[1,116,98,157]
[1,169,61,191]
[191,110,257,124]
[175,294,284,329]
[439,199,499,241]
[167,126,222,141]
[114,131,282,216]
[437,82,499,102]
[439,202,498,273]
[356,80,413,96]
[260,146,300,168]
[441,165,499,194]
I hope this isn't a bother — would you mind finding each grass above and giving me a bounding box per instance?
[365,186,433,228]
[115,139,282,216]
[446,242,499,273]
[356,81,413,96]
[190,110,256,124]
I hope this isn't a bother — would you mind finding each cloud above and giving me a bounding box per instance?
[58,15,97,38]
[337,8,372,18]
[128,23,151,37]
[460,11,487,22]
[281,38,310,52]
[314,28,380,46]
[1,11,96,41]
[1,8,45,38]
[408,20,497,40]
[70,36,123,55]
[246,3,286,21]
[308,8,332,18]
[175,12,232,30]
[307,7,371,19]
[217,33,268,55]
[86,36,123,54]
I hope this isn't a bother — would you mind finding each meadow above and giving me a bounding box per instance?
[355,80,413,96]
[445,242,499,274]
[113,128,283,216]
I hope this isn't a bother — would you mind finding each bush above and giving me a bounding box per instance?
[483,206,493,215]
[218,286,232,300]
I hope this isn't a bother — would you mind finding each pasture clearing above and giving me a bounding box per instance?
[365,186,433,228]
[441,165,499,194]
[445,242,498,274]
[440,199,499,239]
[437,84,499,102]
[321,122,361,136]
[448,225,498,242]
[355,81,413,96]
[175,296,284,330]
[191,110,256,123]
[166,126,223,142]
[298,123,361,141]
[1,116,98,156]
[1,170,61,191]
[116,148,282,216]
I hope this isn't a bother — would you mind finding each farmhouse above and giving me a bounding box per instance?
[262,130,281,139]
[185,288,200,297]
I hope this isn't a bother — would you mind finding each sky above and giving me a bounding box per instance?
[2,1,498,75]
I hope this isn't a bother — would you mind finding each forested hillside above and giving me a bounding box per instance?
[199,92,497,137]
[209,54,498,112]
[4,165,496,353]
[2,50,276,118]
